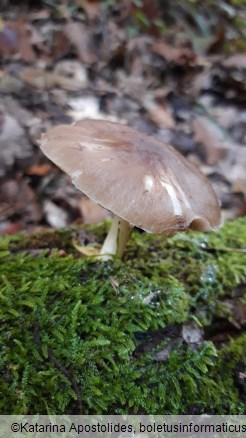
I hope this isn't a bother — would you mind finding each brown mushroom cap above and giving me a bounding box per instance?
[39,119,221,233]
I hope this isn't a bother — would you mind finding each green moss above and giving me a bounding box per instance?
[0,218,245,414]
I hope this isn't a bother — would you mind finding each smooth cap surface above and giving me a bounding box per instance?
[39,119,221,233]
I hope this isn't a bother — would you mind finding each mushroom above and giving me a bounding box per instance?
[39,119,221,259]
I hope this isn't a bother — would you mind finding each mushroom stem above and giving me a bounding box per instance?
[100,215,132,260]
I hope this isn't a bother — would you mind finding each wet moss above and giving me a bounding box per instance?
[0,218,245,414]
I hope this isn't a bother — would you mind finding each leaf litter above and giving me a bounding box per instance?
[0,0,245,235]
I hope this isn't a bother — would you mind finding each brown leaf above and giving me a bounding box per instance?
[52,183,82,217]
[0,22,18,57]
[207,27,225,54]
[143,97,175,129]
[232,179,246,198]
[0,72,24,95]
[220,146,246,197]
[223,299,246,329]
[131,0,162,36]
[20,67,85,91]
[126,36,150,77]
[0,19,36,63]
[76,0,101,22]
[52,30,71,60]
[54,60,87,84]
[19,28,36,63]
[222,53,246,69]
[0,113,32,177]
[192,116,228,165]
[151,40,196,65]
[29,9,50,21]
[64,21,96,64]
[0,177,42,225]
[1,222,22,235]
[26,164,53,176]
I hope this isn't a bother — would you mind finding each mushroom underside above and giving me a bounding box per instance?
[98,212,215,261]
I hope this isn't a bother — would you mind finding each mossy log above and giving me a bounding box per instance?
[0,218,245,414]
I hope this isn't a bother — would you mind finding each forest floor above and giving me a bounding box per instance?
[0,0,245,233]
[0,0,245,415]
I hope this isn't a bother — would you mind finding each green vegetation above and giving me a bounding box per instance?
[0,218,245,414]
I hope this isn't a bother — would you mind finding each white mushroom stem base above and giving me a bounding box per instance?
[100,216,132,260]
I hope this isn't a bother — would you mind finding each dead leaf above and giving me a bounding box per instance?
[43,200,68,228]
[72,227,100,256]
[27,164,53,176]
[222,53,246,69]
[29,9,50,20]
[223,299,246,329]
[208,105,238,130]
[72,237,100,257]
[50,183,82,221]
[100,20,126,63]
[18,20,36,64]
[218,145,246,195]
[28,23,48,55]
[0,72,24,95]
[28,121,44,145]
[151,40,196,64]
[0,113,32,177]
[67,95,122,122]
[232,179,246,198]
[126,36,151,77]
[143,96,175,129]
[189,68,212,96]
[117,71,146,101]
[99,1,130,25]
[0,222,22,235]
[0,22,18,57]
[192,115,228,165]
[131,0,162,36]
[207,27,225,54]
[20,67,85,91]
[2,96,38,128]
[76,0,101,22]
[0,19,36,63]
[52,30,71,60]
[64,21,96,65]
[54,60,88,85]
[0,176,42,224]
[182,321,204,345]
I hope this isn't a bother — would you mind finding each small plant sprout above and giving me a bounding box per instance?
[39,119,221,259]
